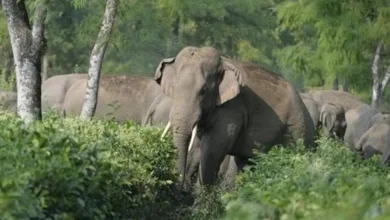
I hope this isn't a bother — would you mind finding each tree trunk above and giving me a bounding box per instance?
[342,78,349,92]
[2,0,48,123]
[80,0,118,119]
[332,77,339,90]
[371,41,383,109]
[380,66,390,97]
[41,55,49,82]
[4,51,13,84]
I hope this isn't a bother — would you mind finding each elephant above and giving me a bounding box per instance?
[319,102,346,139]
[343,104,379,150]
[301,96,320,129]
[142,92,173,127]
[41,73,88,113]
[299,92,312,100]
[217,155,249,188]
[356,123,390,165]
[62,74,171,126]
[368,112,390,127]
[155,46,316,189]
[307,90,363,112]
[301,90,362,140]
[0,91,17,112]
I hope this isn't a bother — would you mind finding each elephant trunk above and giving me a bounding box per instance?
[170,104,200,189]
[173,132,191,188]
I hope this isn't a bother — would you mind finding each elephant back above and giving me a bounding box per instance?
[99,74,160,97]
[308,90,363,112]
[41,73,88,111]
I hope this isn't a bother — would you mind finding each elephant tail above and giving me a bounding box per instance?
[142,93,164,126]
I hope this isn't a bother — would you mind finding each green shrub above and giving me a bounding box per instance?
[3,112,390,220]
[0,113,182,219]
[222,138,390,220]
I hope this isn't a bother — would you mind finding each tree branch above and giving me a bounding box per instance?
[1,0,31,30]
[372,41,382,81]
[1,0,32,49]
[80,0,118,119]
[381,66,390,93]
[371,41,383,108]
[32,0,48,53]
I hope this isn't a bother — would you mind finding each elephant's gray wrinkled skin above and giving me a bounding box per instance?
[189,147,247,189]
[356,123,390,165]
[368,112,390,127]
[344,104,379,150]
[217,155,247,188]
[154,46,316,189]
[142,92,173,127]
[319,103,346,139]
[301,90,362,141]
[0,91,17,113]
[299,93,312,100]
[177,134,241,188]
[301,96,320,129]
[63,75,170,126]
[41,73,88,113]
[307,90,363,112]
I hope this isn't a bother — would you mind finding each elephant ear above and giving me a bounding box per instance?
[154,57,176,98]
[217,60,244,106]
[320,110,335,133]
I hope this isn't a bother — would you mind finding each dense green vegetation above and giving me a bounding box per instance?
[1,112,390,219]
[1,0,390,219]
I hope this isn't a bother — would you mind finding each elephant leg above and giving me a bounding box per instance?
[362,145,377,159]
[218,155,231,181]
[199,110,244,186]
[219,155,247,188]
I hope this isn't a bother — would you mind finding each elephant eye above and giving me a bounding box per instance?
[200,86,207,94]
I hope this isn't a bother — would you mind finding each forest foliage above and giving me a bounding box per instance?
[0,0,389,104]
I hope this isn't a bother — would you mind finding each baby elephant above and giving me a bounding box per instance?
[356,123,390,165]
[319,103,346,139]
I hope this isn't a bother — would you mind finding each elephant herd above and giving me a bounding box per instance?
[301,90,390,165]
[1,46,389,191]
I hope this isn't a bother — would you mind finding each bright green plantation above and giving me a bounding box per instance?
[1,112,390,220]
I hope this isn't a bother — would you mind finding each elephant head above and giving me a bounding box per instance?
[154,47,244,188]
[319,102,346,139]
[369,112,390,127]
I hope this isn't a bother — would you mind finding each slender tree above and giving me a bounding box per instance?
[79,0,118,119]
[1,0,48,123]
[371,41,390,108]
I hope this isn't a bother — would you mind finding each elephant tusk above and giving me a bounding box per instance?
[160,121,171,140]
[188,125,198,152]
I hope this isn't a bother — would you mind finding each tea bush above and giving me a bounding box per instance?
[222,138,390,220]
[2,112,390,220]
[0,113,185,219]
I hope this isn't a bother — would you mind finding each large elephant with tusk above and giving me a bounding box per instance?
[156,46,317,190]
